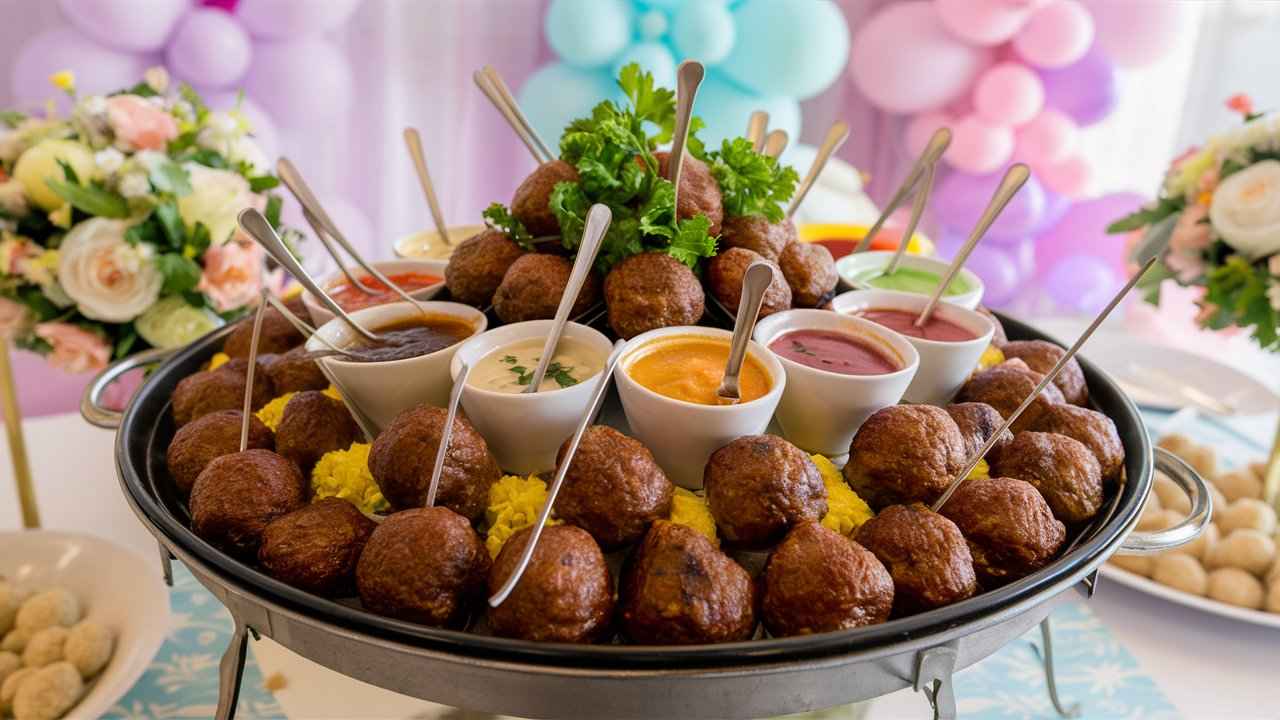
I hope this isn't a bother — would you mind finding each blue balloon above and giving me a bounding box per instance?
[545,0,632,68]
[933,168,1046,242]
[1038,44,1118,128]
[636,8,669,41]
[518,63,620,149]
[694,72,801,151]
[719,0,849,100]
[612,42,677,90]
[637,0,728,7]
[672,0,736,64]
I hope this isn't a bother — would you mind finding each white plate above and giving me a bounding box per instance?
[0,530,170,718]
[1100,565,1280,630]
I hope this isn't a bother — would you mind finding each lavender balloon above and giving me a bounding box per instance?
[936,229,1025,307]
[236,0,361,40]
[1033,192,1146,278]
[242,38,353,130]
[10,28,155,112]
[58,0,191,52]
[1045,254,1121,313]
[1037,44,1118,127]
[1035,186,1071,233]
[933,167,1046,245]
[167,8,252,89]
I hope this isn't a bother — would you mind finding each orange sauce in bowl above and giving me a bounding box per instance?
[627,336,770,405]
[328,272,442,312]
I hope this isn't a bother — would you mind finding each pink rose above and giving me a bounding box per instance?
[106,95,179,151]
[198,237,264,312]
[34,322,109,373]
[0,297,30,340]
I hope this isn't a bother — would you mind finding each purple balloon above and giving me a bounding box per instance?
[1036,186,1072,233]
[58,0,192,52]
[166,9,252,89]
[1008,235,1036,277]
[236,0,360,40]
[1045,254,1121,313]
[9,28,156,112]
[242,38,352,130]
[936,228,1024,308]
[1034,192,1147,278]
[1037,44,1118,127]
[933,167,1046,243]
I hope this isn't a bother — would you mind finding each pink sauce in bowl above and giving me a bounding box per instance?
[858,308,977,342]
[768,329,900,376]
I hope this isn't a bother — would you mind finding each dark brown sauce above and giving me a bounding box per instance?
[343,314,475,363]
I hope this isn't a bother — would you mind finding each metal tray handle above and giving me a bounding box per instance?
[80,346,176,430]
[1116,447,1212,555]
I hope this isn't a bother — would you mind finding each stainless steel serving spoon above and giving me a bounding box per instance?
[474,66,554,164]
[716,261,775,403]
[668,60,705,207]
[403,126,452,247]
[762,129,788,159]
[301,206,378,296]
[746,110,769,152]
[883,161,937,277]
[853,127,952,255]
[426,361,472,507]
[786,121,849,220]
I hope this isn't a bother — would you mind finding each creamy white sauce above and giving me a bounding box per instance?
[469,337,604,393]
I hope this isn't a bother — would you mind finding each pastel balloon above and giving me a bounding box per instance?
[903,111,952,158]
[692,72,801,151]
[933,166,1046,240]
[1083,0,1186,68]
[281,193,375,277]
[722,0,849,100]
[57,0,191,52]
[850,1,991,113]
[1045,254,1120,313]
[938,236,1023,308]
[935,0,1030,45]
[236,0,361,40]
[1013,109,1077,166]
[1034,192,1147,276]
[672,0,736,64]
[636,9,669,41]
[1037,44,1117,127]
[9,28,155,112]
[1013,0,1094,68]
[1008,235,1037,278]
[242,38,353,130]
[166,8,252,89]
[945,116,1014,174]
[545,0,632,68]
[973,62,1044,126]
[611,42,677,90]
[1036,153,1092,198]
[1035,186,1071,233]
[518,63,621,150]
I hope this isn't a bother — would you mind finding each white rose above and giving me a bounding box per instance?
[177,163,256,245]
[1208,159,1280,259]
[94,148,124,176]
[57,218,162,322]
[117,172,150,198]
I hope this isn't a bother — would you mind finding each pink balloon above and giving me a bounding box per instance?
[945,116,1014,174]
[850,1,992,114]
[1012,0,1094,68]
[9,28,155,112]
[1082,0,1186,68]
[242,38,352,130]
[904,111,952,157]
[1036,154,1092,198]
[166,8,252,89]
[1034,192,1146,277]
[58,0,191,52]
[935,0,1030,46]
[1013,108,1077,165]
[973,62,1044,126]
[236,0,361,40]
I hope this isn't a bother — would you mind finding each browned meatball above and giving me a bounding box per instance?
[856,503,978,616]
[444,229,526,307]
[976,306,1007,346]
[705,435,826,549]
[487,525,614,643]
[718,214,796,262]
[707,248,791,319]
[166,410,273,496]
[656,151,723,235]
[604,252,705,339]
[778,241,837,308]
[189,449,306,559]
[356,506,489,627]
[369,405,499,520]
[992,431,1103,525]
[955,363,1065,433]
[492,253,601,324]
[264,346,329,394]
[844,405,967,510]
[171,358,274,427]
[276,391,359,475]
[512,160,579,237]
[1031,404,1124,484]
[223,300,307,359]
[555,426,673,550]
[945,402,1012,464]
[940,476,1065,587]
[1000,340,1088,406]
[620,521,756,644]
[762,521,893,637]
[258,498,376,597]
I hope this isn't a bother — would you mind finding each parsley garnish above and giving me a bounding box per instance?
[482,202,534,249]
[701,137,800,223]
[508,361,579,388]
[791,340,816,357]
[501,355,517,364]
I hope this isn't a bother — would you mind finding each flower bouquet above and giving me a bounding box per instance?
[0,69,287,373]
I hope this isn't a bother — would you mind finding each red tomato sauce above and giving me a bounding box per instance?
[768,329,901,376]
[857,308,977,342]
[328,272,442,312]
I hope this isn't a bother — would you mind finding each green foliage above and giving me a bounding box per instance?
[703,137,799,222]
[45,177,129,219]
[156,253,202,295]
[0,110,25,128]
[1202,256,1278,351]
[154,201,186,248]
[148,159,192,196]
[1107,195,1185,233]
[481,202,533,248]
[248,175,280,192]
[264,195,283,229]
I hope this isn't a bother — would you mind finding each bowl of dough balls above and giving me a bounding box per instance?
[1104,433,1280,627]
[0,531,169,720]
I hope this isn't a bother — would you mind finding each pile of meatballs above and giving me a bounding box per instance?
[444,153,840,340]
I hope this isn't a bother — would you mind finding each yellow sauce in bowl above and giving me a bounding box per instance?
[626,336,771,405]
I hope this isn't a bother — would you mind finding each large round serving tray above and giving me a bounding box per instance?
[113,313,1154,719]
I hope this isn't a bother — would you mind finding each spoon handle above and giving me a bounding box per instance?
[853,127,952,254]
[427,361,471,507]
[668,61,706,198]
[523,204,612,393]
[403,127,452,246]
[474,69,552,164]
[884,161,936,276]
[786,121,849,220]
[483,65,555,163]
[239,298,267,452]
[302,207,377,295]
[762,129,788,159]
[720,261,775,401]
[746,111,769,152]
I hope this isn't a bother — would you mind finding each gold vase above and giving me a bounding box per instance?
[0,343,39,528]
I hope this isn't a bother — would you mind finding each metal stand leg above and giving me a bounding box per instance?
[157,543,174,587]
[1033,617,1081,718]
[915,646,958,720]
[215,617,250,720]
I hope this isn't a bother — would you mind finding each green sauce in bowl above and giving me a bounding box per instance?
[856,267,972,296]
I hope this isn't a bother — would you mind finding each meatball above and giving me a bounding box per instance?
[992,432,1104,525]
[492,253,601,324]
[166,410,273,496]
[762,521,893,637]
[718,214,796,262]
[264,346,329,394]
[554,426,674,550]
[444,229,526,307]
[955,363,1064,433]
[1000,340,1088,406]
[945,402,1012,464]
[844,405,968,510]
[976,306,1007,346]
[603,252,705,339]
[856,503,978,616]
[512,160,579,237]
[356,507,490,627]
[656,151,723,235]
[705,435,827,549]
[620,521,756,644]
[259,498,376,597]
[189,449,306,559]
[940,476,1066,587]
[223,299,307,359]
[778,241,837,308]
[707,248,791,319]
[1030,404,1124,484]
[369,405,499,520]
[171,358,274,427]
[487,525,614,643]
[276,391,359,475]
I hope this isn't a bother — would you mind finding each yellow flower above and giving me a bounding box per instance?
[310,442,388,515]
[812,454,874,538]
[668,487,717,545]
[48,71,75,93]
[47,203,71,229]
[484,474,560,559]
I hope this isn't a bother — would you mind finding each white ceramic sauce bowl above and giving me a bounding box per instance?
[613,326,786,490]
[393,224,487,260]
[753,309,920,456]
[450,320,613,475]
[834,250,984,309]
[303,258,449,328]
[831,289,994,405]
[307,301,486,431]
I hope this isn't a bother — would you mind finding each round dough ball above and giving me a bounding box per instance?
[1152,553,1208,596]
[1138,508,1180,533]
[1206,567,1264,609]
[1207,483,1227,517]
[1248,461,1268,482]
[1267,577,1280,613]
[1153,472,1190,516]
[0,667,35,716]
[1156,433,1195,458]
[1206,529,1276,575]
[1172,522,1218,562]
[63,622,113,679]
[0,651,19,687]
[1109,554,1153,577]
[15,591,79,634]
[1,630,29,653]
[0,583,27,637]
[20,627,66,669]
[1142,491,1161,513]
[12,661,82,720]
[1217,498,1277,536]
[1182,445,1218,481]
[1268,555,1280,585]
[1214,469,1262,503]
